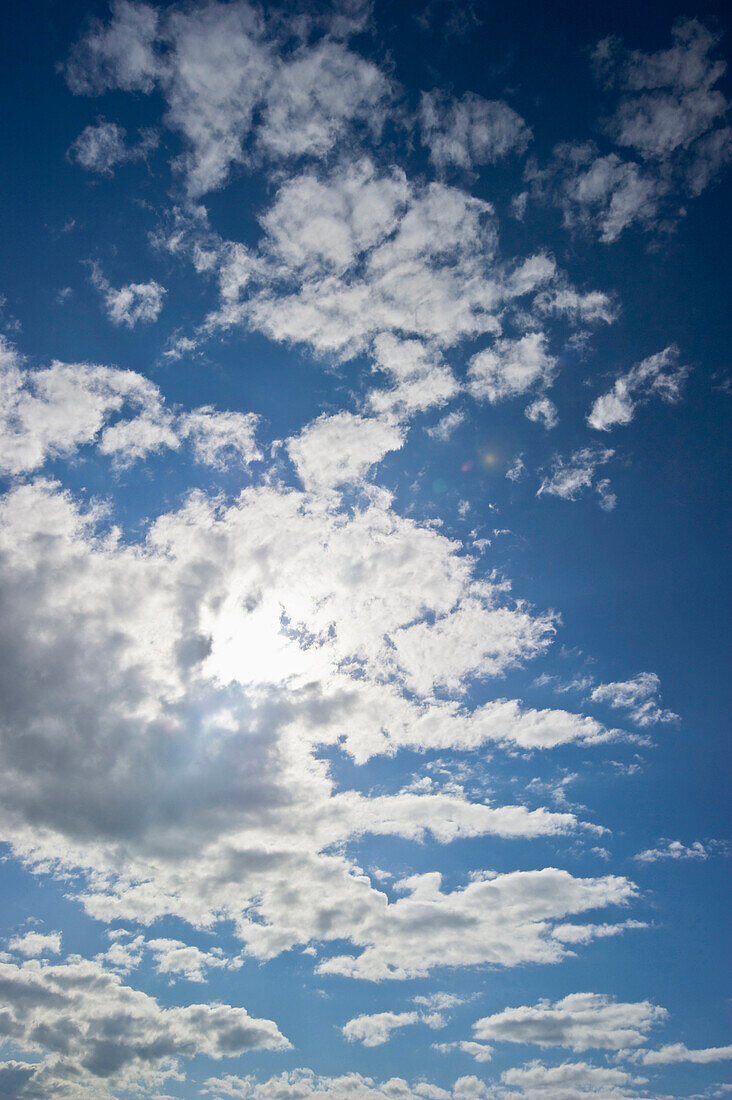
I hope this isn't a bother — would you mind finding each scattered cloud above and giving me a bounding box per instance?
[537,446,615,507]
[68,117,157,176]
[588,345,688,431]
[90,263,166,327]
[591,672,678,727]
[420,90,531,172]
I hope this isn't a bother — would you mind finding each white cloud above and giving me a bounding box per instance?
[588,345,688,431]
[537,446,615,506]
[525,396,558,430]
[468,333,557,404]
[530,19,732,242]
[287,412,405,490]
[342,1009,445,1046]
[426,408,466,441]
[0,340,262,473]
[633,839,715,863]
[472,992,667,1051]
[68,118,157,175]
[420,90,531,171]
[65,1,393,196]
[641,1042,732,1064]
[202,1071,492,1099]
[0,954,288,1096]
[145,937,243,982]
[590,672,678,727]
[90,264,166,327]
[7,930,62,957]
[496,1059,649,1098]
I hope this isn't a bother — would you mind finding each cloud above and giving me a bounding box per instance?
[144,937,243,982]
[529,19,732,242]
[537,446,615,507]
[588,346,688,431]
[426,408,465,440]
[0,339,261,473]
[420,90,531,171]
[0,954,289,1096]
[202,1071,493,1099]
[342,1009,445,1046]
[525,396,559,430]
[90,263,166,327]
[467,333,557,404]
[590,672,678,727]
[641,1042,732,1064]
[7,930,62,957]
[472,992,667,1051]
[68,117,157,175]
[633,839,720,863]
[287,411,405,490]
[65,0,392,196]
[496,1059,650,1099]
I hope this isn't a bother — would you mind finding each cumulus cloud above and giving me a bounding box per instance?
[6,930,62,957]
[472,992,667,1051]
[640,1042,732,1064]
[65,0,392,196]
[633,839,720,863]
[0,339,261,473]
[202,1070,494,1099]
[529,19,732,241]
[420,90,531,171]
[467,333,557,404]
[90,263,166,327]
[590,672,678,727]
[0,955,288,1096]
[342,1009,445,1046]
[287,411,405,490]
[525,396,559,430]
[68,117,157,175]
[495,1059,650,1098]
[588,345,688,431]
[537,446,615,507]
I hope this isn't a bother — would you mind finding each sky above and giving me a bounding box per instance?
[0,0,730,1097]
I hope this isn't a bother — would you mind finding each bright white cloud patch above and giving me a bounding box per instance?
[590,672,678,726]
[537,446,615,507]
[472,992,667,1051]
[588,346,688,431]
[420,90,532,171]
[91,263,166,326]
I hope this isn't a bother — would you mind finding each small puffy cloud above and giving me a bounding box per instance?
[287,412,405,490]
[90,264,166,327]
[590,672,678,727]
[7,930,62,957]
[342,1009,445,1046]
[641,1042,732,1064]
[588,345,688,431]
[498,1058,648,1097]
[537,446,615,507]
[633,839,721,863]
[434,1041,494,1063]
[0,954,290,1095]
[145,937,243,982]
[468,333,557,404]
[525,396,558,430]
[202,1071,491,1099]
[472,992,667,1051]
[68,118,157,176]
[426,408,466,441]
[180,408,262,469]
[420,90,531,171]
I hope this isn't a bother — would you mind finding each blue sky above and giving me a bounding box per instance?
[0,1,730,1097]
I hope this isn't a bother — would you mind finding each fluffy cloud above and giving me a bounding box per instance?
[343,1009,445,1047]
[495,1059,649,1099]
[65,0,392,195]
[287,412,405,490]
[420,90,531,171]
[472,993,666,1051]
[202,1071,493,1099]
[529,19,732,242]
[6,930,62,957]
[68,117,157,175]
[641,1042,732,1064]
[537,446,615,508]
[590,672,678,727]
[0,955,288,1097]
[90,263,166,327]
[467,333,557,404]
[588,346,688,431]
[633,839,716,863]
